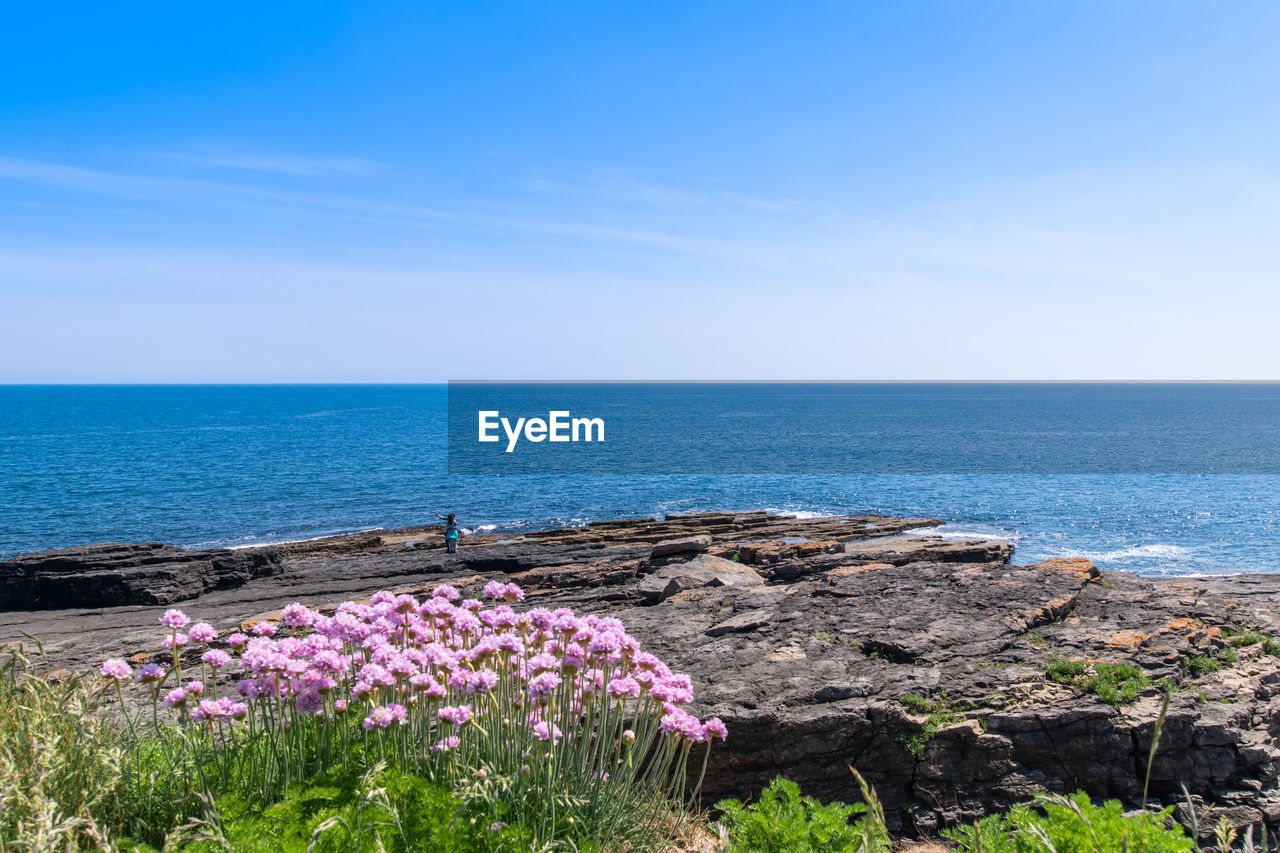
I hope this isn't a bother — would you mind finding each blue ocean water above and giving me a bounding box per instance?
[2,384,1280,576]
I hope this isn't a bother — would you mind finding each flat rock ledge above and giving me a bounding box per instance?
[0,542,283,610]
[4,511,1280,840]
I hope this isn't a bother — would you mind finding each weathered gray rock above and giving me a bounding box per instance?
[4,512,1280,839]
[0,542,283,610]
[707,609,773,637]
[638,553,765,603]
[843,534,1017,565]
[650,535,712,559]
[269,510,942,560]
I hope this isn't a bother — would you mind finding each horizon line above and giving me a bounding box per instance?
[7,379,1280,386]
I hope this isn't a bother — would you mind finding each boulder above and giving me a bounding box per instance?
[638,553,764,603]
[650,535,713,559]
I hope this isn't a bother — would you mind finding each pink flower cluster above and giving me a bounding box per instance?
[107,582,727,750]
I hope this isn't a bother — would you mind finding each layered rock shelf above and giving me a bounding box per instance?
[0,541,283,610]
[3,511,1279,838]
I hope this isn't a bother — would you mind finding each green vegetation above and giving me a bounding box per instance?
[1183,646,1237,678]
[714,772,890,853]
[1223,626,1267,648]
[10,592,1280,853]
[1220,626,1280,658]
[898,691,933,715]
[2,583,723,852]
[942,791,1194,852]
[897,693,959,758]
[1045,657,1148,706]
[170,765,533,853]
[0,642,191,850]
[1184,655,1222,677]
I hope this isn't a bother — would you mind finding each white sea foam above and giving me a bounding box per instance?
[904,524,1021,543]
[461,524,497,535]
[216,526,387,550]
[1059,543,1193,562]
[765,508,841,520]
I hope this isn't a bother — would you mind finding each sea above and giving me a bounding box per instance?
[3,383,1280,577]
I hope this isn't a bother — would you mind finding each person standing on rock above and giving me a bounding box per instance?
[435,512,461,553]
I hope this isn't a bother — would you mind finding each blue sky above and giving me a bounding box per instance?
[2,1,1278,381]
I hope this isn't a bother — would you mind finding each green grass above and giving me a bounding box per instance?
[897,693,959,758]
[1045,658,1149,706]
[1183,645,1238,679]
[0,643,194,850]
[898,692,933,715]
[1223,626,1267,648]
[1184,655,1221,677]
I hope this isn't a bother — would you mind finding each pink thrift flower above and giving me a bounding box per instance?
[432,736,460,752]
[163,687,188,708]
[503,582,524,603]
[226,632,248,648]
[160,609,190,629]
[422,597,455,619]
[281,603,318,628]
[363,708,390,730]
[482,580,508,600]
[532,720,563,743]
[135,662,167,683]
[201,649,231,669]
[161,633,189,650]
[251,621,277,637]
[466,668,499,695]
[100,658,132,681]
[358,663,395,688]
[190,699,221,722]
[606,677,640,699]
[703,717,728,741]
[186,680,204,696]
[187,622,217,643]
[437,704,473,726]
[528,671,561,703]
[528,653,558,673]
[431,584,461,601]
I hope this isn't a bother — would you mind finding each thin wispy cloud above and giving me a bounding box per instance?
[5,146,1280,380]
[150,145,385,176]
[524,171,806,215]
[0,153,779,264]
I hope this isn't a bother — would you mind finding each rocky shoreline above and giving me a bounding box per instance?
[4,510,1280,839]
